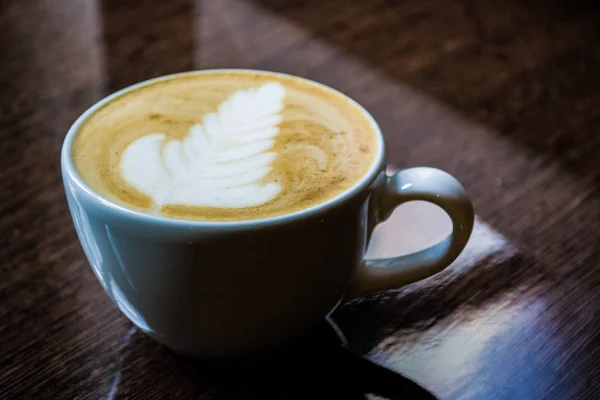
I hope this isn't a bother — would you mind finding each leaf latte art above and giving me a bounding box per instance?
[121,82,285,210]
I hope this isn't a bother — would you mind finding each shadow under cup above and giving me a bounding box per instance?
[61,70,473,358]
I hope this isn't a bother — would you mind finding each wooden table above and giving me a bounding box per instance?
[2,0,600,398]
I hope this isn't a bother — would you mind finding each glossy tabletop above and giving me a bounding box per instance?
[2,0,600,399]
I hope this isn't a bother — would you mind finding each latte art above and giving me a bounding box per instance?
[71,70,377,221]
[121,82,286,210]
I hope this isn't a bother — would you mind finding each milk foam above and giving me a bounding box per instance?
[120,82,285,209]
[72,71,378,221]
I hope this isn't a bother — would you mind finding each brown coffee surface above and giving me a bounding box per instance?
[71,70,378,221]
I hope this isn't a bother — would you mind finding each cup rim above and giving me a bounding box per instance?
[61,68,386,228]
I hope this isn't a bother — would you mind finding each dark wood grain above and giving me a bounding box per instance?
[2,0,600,398]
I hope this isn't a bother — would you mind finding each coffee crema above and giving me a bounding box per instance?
[72,71,378,221]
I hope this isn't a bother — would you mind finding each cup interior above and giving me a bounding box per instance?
[61,69,387,228]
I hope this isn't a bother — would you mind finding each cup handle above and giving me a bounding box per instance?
[347,167,475,298]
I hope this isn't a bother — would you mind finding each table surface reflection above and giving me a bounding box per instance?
[2,0,600,399]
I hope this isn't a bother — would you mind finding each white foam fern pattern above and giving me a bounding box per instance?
[120,82,285,210]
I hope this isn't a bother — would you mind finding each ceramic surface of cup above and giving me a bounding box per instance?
[61,69,474,357]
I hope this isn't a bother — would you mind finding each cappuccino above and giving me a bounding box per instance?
[72,71,378,221]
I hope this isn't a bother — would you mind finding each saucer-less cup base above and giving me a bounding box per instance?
[61,70,474,357]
